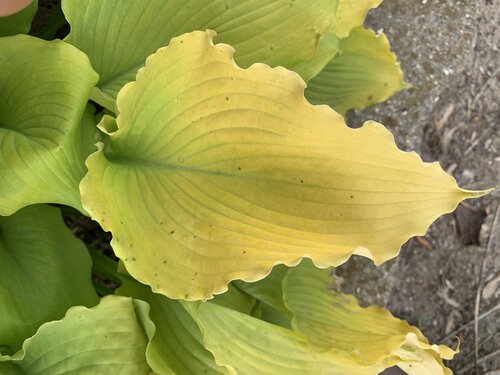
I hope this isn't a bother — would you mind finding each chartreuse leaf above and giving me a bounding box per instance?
[0,35,99,215]
[332,0,383,38]
[62,0,337,110]
[0,205,98,355]
[282,259,456,374]
[185,300,383,374]
[0,0,37,37]
[306,27,406,114]
[116,274,228,375]
[0,296,151,374]
[81,30,488,301]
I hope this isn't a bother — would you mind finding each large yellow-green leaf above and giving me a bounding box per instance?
[0,296,150,374]
[117,275,228,375]
[0,0,37,36]
[332,0,383,38]
[0,35,99,215]
[306,27,406,114]
[186,300,383,374]
[282,259,456,374]
[62,0,337,110]
[0,205,98,355]
[81,30,487,301]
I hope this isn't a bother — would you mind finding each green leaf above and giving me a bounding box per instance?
[211,284,256,315]
[0,296,151,374]
[306,27,406,114]
[0,0,37,37]
[282,259,456,373]
[0,35,99,215]
[332,0,383,38]
[290,31,340,82]
[233,265,291,319]
[117,276,227,375]
[62,0,338,110]
[0,361,24,375]
[0,205,98,355]
[81,30,488,301]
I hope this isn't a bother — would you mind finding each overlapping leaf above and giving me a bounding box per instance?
[0,205,98,355]
[282,260,456,374]
[0,296,151,374]
[186,300,383,374]
[62,0,338,110]
[233,265,291,322]
[306,27,406,114]
[117,274,228,375]
[81,30,486,301]
[0,35,99,215]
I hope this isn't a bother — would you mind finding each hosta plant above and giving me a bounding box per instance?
[0,1,490,374]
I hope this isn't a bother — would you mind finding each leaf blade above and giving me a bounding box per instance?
[81,30,488,300]
[306,27,406,114]
[62,0,338,110]
[0,296,151,375]
[0,205,98,355]
[0,35,99,215]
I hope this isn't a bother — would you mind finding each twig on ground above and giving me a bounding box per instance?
[438,303,500,343]
[471,69,499,110]
[474,204,500,374]
[458,349,500,374]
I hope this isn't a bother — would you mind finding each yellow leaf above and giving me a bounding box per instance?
[333,0,383,38]
[185,301,384,374]
[283,259,456,373]
[81,30,488,300]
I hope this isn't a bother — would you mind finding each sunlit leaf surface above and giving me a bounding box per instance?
[63,0,337,110]
[81,30,486,300]
[283,259,456,374]
[332,0,383,38]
